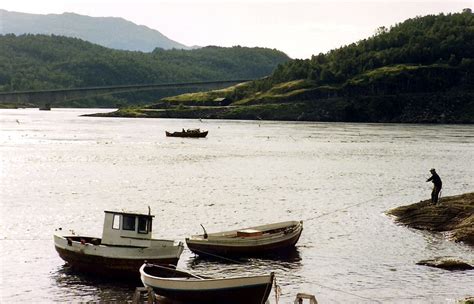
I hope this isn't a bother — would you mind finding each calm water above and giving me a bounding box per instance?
[1,108,473,303]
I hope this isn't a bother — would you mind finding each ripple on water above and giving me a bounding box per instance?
[1,109,474,303]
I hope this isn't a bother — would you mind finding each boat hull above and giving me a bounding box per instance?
[186,221,303,257]
[145,282,273,304]
[55,247,180,278]
[54,235,183,279]
[165,131,208,138]
[140,264,274,304]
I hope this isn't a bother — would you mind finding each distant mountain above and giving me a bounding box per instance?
[0,9,189,51]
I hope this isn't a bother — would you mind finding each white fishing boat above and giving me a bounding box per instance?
[186,220,303,257]
[54,209,184,279]
[140,263,274,304]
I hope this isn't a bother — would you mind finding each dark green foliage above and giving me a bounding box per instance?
[172,12,473,123]
[196,12,474,106]
[268,12,474,87]
[0,34,289,106]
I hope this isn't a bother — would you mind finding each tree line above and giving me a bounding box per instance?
[249,11,474,93]
[0,34,289,106]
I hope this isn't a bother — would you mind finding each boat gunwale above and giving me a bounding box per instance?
[140,264,274,286]
[54,233,179,246]
[54,234,184,259]
[186,220,303,242]
[186,230,302,246]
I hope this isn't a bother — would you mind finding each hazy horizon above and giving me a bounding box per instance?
[1,0,472,58]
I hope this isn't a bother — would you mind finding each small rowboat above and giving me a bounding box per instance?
[186,220,303,257]
[140,263,274,304]
[165,128,208,138]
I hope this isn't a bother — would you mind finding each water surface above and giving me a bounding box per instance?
[1,108,473,303]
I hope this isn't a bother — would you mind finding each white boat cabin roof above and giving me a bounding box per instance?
[104,210,154,218]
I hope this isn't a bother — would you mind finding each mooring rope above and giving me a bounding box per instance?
[186,246,386,303]
[184,189,409,304]
[186,247,274,304]
[187,247,246,264]
[260,274,274,304]
[310,281,383,303]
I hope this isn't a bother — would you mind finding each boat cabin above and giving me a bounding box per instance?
[102,210,154,246]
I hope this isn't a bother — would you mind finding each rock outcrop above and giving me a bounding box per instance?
[387,192,474,246]
[416,257,473,270]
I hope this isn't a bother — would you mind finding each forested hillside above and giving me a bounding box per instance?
[0,34,290,107]
[142,11,474,123]
[267,11,474,87]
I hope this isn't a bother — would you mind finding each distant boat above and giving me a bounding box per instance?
[140,263,274,304]
[166,128,208,138]
[186,220,303,257]
[39,103,51,111]
[53,209,184,279]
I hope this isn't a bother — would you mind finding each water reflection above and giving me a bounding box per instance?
[49,248,301,303]
[51,264,135,302]
[186,247,302,280]
[188,246,300,264]
[253,247,303,264]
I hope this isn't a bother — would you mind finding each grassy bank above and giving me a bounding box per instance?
[90,90,474,123]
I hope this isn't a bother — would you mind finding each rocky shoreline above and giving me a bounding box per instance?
[388,192,474,275]
[387,192,474,246]
[85,89,474,123]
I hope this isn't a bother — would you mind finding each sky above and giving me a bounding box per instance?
[1,0,472,58]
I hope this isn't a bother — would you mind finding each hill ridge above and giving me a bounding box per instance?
[0,9,189,51]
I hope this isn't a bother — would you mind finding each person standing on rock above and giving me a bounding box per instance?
[426,168,442,204]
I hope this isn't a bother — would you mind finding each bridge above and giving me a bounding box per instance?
[0,79,252,105]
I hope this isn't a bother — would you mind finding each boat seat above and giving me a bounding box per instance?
[237,229,263,237]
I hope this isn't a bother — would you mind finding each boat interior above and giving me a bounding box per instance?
[65,236,102,246]
[144,264,210,280]
[202,221,302,239]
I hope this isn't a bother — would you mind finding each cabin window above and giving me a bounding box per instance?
[122,215,136,231]
[138,217,148,234]
[112,214,120,230]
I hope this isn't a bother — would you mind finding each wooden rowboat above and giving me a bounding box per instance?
[140,263,274,304]
[165,128,208,138]
[54,209,184,279]
[185,220,303,257]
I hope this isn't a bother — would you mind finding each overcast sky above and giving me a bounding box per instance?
[2,0,471,58]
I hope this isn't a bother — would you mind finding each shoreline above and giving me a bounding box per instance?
[84,104,474,124]
[387,192,474,246]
